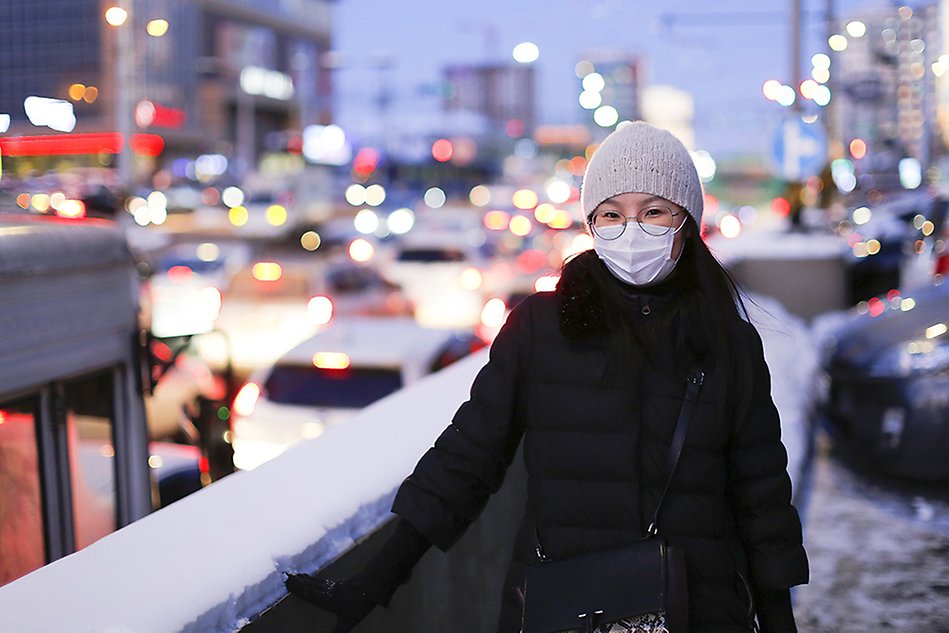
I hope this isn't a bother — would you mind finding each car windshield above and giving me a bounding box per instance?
[397,248,465,263]
[156,256,226,276]
[264,364,403,408]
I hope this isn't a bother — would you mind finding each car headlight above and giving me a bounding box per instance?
[868,338,949,377]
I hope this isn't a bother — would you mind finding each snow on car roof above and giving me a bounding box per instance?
[277,316,465,368]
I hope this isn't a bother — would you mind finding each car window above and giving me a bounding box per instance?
[397,248,465,263]
[326,266,377,293]
[156,256,226,276]
[264,365,403,408]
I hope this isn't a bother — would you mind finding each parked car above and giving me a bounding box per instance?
[381,231,492,329]
[844,188,947,303]
[816,281,949,480]
[142,239,252,339]
[228,317,485,471]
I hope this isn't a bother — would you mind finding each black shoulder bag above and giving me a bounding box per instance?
[522,367,704,633]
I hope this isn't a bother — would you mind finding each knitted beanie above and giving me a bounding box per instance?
[580,121,704,227]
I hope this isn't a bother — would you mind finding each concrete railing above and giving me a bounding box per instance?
[0,350,492,633]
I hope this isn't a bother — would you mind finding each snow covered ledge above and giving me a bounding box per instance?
[0,302,814,633]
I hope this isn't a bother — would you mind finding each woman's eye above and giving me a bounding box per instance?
[601,211,621,219]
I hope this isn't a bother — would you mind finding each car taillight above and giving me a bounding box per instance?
[232,382,261,417]
[308,295,334,325]
[312,352,350,370]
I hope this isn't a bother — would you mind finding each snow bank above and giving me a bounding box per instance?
[0,304,815,632]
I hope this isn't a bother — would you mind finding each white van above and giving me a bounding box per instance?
[228,317,484,471]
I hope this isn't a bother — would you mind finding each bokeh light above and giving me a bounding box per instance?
[265,204,287,226]
[593,105,619,127]
[388,208,415,234]
[582,73,605,92]
[146,19,169,37]
[104,6,128,26]
[512,189,538,210]
[509,215,532,237]
[364,183,386,206]
[829,34,848,51]
[222,186,244,207]
[354,208,380,234]
[846,21,867,37]
[345,183,367,206]
[301,231,322,251]
[469,184,491,207]
[850,138,867,159]
[349,238,375,262]
[512,42,540,64]
[432,138,453,162]
[424,187,446,208]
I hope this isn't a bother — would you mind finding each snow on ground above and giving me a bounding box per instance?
[0,302,816,633]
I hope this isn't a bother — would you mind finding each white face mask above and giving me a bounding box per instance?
[592,223,683,286]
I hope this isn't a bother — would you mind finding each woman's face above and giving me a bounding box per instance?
[591,192,689,259]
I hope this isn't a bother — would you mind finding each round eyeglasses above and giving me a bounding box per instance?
[589,207,681,240]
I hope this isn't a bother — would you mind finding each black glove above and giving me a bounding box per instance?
[284,574,375,633]
[754,588,797,633]
[285,519,432,632]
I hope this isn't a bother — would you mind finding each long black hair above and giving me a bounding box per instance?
[561,216,751,386]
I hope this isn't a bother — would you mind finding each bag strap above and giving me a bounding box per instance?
[535,365,705,559]
[645,364,704,536]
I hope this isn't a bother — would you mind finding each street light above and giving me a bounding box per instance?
[105,3,169,191]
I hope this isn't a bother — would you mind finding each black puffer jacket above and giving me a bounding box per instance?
[392,255,808,632]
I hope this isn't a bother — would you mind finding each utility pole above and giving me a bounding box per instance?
[792,0,803,96]
[787,0,805,228]
[116,0,135,193]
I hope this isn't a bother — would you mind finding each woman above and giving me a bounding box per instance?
[286,121,809,633]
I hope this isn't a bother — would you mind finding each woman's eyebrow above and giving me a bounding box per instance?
[641,195,669,205]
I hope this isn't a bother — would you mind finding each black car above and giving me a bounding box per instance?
[817,281,949,480]
[844,188,947,303]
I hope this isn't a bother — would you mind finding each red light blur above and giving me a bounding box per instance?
[703,193,720,215]
[432,139,453,162]
[516,249,548,273]
[886,289,901,302]
[167,265,193,281]
[505,119,525,138]
[352,147,379,176]
[0,132,163,157]
[867,297,885,317]
[849,138,867,160]
[771,197,791,216]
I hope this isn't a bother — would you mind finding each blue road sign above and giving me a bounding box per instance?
[770,118,828,181]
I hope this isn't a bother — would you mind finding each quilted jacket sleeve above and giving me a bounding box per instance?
[728,322,809,591]
[391,297,532,551]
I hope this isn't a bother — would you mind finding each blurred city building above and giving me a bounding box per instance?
[0,0,332,189]
[834,3,942,187]
[442,63,537,140]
